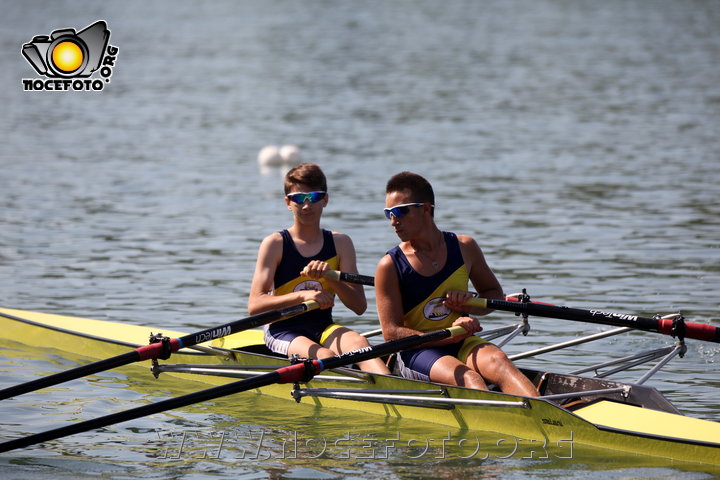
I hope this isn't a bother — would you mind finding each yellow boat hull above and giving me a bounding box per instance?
[1,307,718,466]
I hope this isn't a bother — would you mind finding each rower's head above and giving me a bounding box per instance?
[385,172,435,220]
[284,163,329,213]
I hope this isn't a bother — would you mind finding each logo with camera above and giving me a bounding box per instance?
[21,20,119,92]
[294,280,323,292]
[423,297,451,321]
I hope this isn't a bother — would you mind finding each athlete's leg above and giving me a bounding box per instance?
[323,326,391,375]
[287,335,336,359]
[428,354,489,390]
[465,343,539,397]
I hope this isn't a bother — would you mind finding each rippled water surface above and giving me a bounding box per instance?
[1,1,719,478]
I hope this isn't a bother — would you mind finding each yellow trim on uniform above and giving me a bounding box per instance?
[403,264,469,332]
[319,323,345,345]
[457,335,489,362]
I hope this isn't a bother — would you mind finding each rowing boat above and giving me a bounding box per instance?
[0,305,718,466]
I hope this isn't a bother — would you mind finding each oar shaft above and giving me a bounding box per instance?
[176,301,317,349]
[322,325,467,370]
[0,369,288,453]
[0,351,141,402]
[0,325,465,453]
[0,301,318,401]
[318,270,720,344]
[468,298,720,343]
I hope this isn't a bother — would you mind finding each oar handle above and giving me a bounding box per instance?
[446,325,469,337]
[466,297,488,309]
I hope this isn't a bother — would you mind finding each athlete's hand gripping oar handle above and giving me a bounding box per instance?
[0,325,466,453]
[321,270,375,286]
[0,301,319,401]
[466,297,720,343]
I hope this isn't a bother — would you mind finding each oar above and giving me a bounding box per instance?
[321,270,375,286]
[467,297,720,343]
[0,301,319,401]
[0,325,467,453]
[324,269,720,343]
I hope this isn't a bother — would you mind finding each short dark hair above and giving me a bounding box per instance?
[385,171,435,206]
[284,163,327,194]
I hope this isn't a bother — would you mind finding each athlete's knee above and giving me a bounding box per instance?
[315,346,337,358]
[342,330,371,349]
[473,346,513,377]
[462,370,489,390]
[488,347,511,366]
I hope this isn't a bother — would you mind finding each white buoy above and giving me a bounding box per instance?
[279,145,301,165]
[257,145,283,166]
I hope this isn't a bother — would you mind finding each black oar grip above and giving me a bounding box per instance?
[323,270,375,286]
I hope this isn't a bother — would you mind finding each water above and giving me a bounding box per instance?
[1,0,719,478]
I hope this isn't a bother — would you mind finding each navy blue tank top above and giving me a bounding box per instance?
[387,231,469,331]
[268,229,338,333]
